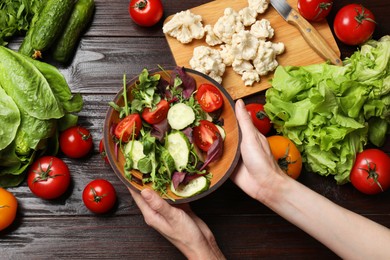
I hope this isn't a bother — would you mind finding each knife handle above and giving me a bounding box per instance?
[286,9,343,66]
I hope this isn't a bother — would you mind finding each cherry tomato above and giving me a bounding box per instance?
[0,188,17,231]
[267,136,302,179]
[82,179,117,214]
[142,99,169,124]
[27,156,71,199]
[196,83,224,113]
[297,0,333,22]
[128,0,163,27]
[350,149,390,195]
[99,139,109,164]
[114,114,142,142]
[245,103,272,135]
[333,4,376,46]
[193,120,220,152]
[60,126,93,158]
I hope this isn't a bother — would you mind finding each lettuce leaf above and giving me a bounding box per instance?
[265,36,390,184]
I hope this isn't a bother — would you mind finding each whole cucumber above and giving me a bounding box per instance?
[30,0,75,58]
[52,0,95,63]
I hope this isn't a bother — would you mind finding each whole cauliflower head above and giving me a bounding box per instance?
[163,10,205,44]
[239,7,258,26]
[250,19,274,39]
[248,0,270,14]
[190,46,226,84]
[213,8,244,44]
[231,30,259,61]
[204,25,223,46]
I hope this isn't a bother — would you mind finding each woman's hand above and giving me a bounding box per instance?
[231,99,286,202]
[129,188,225,260]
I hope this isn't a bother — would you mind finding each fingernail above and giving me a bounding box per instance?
[236,99,245,109]
[141,189,153,201]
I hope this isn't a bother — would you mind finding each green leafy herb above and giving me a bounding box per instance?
[0,0,43,46]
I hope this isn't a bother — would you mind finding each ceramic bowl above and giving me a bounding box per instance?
[103,67,241,203]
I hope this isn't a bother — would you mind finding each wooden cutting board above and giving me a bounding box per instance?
[164,0,340,100]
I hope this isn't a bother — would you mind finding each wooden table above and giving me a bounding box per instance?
[2,0,389,258]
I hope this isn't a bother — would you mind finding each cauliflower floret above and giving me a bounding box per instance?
[250,19,274,40]
[239,7,258,26]
[231,30,259,61]
[232,59,254,75]
[272,42,285,55]
[163,10,205,44]
[232,59,260,86]
[204,25,223,46]
[248,0,270,14]
[213,8,244,44]
[253,40,279,76]
[242,70,260,86]
[189,46,226,84]
[219,44,235,66]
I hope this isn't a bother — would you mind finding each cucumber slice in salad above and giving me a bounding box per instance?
[171,176,210,198]
[167,103,195,130]
[166,131,190,171]
[124,140,146,170]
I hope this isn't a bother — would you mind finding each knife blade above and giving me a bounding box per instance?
[270,0,342,66]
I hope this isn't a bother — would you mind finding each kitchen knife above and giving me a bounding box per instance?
[270,0,342,66]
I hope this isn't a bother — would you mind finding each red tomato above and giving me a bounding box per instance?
[0,188,17,231]
[196,83,224,113]
[297,0,333,22]
[128,0,163,27]
[142,99,169,124]
[350,149,390,195]
[245,103,272,135]
[333,4,376,46]
[267,136,302,179]
[114,114,142,142]
[60,126,93,158]
[27,156,71,200]
[82,179,117,214]
[99,139,109,164]
[193,120,220,152]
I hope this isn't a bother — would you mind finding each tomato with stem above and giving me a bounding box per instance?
[267,135,302,179]
[297,0,333,22]
[245,103,272,135]
[60,126,93,158]
[333,4,376,45]
[82,179,117,214]
[350,149,390,195]
[128,0,163,27]
[27,156,71,199]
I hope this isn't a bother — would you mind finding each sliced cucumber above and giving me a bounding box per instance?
[167,103,195,130]
[171,176,210,198]
[216,125,226,140]
[166,131,190,171]
[124,140,146,170]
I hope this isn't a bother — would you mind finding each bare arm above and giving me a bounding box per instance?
[232,99,390,259]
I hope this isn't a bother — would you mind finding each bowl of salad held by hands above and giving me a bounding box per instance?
[103,66,241,203]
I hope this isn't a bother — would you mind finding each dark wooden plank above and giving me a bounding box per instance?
[0,215,345,259]
[86,0,212,37]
